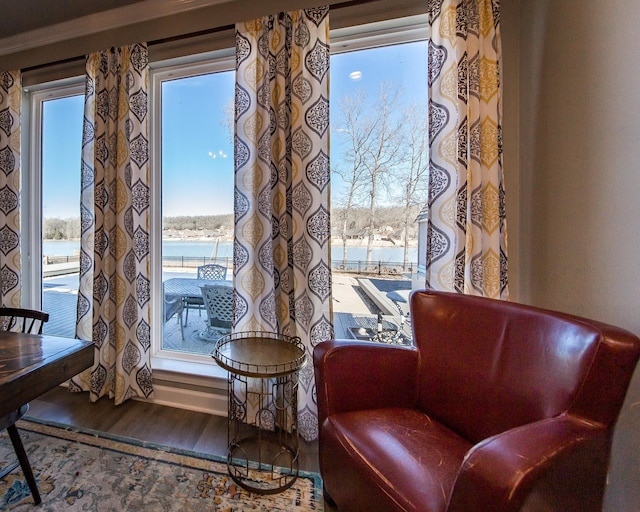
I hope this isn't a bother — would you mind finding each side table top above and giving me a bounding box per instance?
[213,332,306,378]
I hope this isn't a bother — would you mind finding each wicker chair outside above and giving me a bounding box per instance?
[163,283,184,340]
[197,264,227,281]
[199,283,233,342]
[184,264,229,325]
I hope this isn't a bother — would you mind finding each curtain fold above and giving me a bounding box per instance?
[0,71,22,307]
[425,0,509,299]
[70,44,153,403]
[234,7,332,442]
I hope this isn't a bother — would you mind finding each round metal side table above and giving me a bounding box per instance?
[212,331,306,494]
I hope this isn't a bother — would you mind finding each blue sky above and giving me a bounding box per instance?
[42,95,84,219]
[162,71,235,217]
[42,40,427,219]
[331,42,427,110]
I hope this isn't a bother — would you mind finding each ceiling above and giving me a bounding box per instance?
[0,0,145,39]
[0,0,426,72]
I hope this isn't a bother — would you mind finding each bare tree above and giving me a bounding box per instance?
[43,217,81,240]
[332,83,405,264]
[361,83,404,263]
[393,103,429,269]
[332,89,370,266]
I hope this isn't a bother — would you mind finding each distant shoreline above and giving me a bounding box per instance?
[44,237,418,248]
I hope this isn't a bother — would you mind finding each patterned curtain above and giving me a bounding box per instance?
[425,0,509,299]
[234,7,332,442]
[0,71,22,307]
[69,44,153,404]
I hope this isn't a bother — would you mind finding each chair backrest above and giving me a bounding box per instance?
[162,284,183,322]
[0,307,50,334]
[410,290,640,444]
[197,264,227,281]
[200,284,233,329]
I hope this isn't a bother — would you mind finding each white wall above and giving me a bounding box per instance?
[515,1,640,509]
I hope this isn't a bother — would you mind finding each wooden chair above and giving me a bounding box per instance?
[0,307,50,505]
[184,264,228,325]
[0,307,49,334]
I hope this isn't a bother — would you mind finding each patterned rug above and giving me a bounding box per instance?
[0,419,324,511]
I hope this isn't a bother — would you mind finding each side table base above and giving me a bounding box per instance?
[227,433,299,494]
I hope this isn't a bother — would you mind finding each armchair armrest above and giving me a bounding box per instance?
[313,340,419,425]
[448,415,608,512]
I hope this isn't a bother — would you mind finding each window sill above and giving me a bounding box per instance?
[150,355,227,391]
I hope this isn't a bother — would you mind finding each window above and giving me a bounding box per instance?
[24,81,84,338]
[329,30,428,346]
[150,54,235,363]
[21,16,428,380]
[149,24,428,364]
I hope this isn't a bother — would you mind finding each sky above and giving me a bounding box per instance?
[41,40,427,220]
[42,95,84,219]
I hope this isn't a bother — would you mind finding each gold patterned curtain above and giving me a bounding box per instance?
[0,71,22,307]
[426,0,509,299]
[234,7,332,442]
[70,44,153,403]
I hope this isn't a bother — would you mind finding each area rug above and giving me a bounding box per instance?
[0,419,324,511]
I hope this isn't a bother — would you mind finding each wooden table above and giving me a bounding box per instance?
[0,332,93,419]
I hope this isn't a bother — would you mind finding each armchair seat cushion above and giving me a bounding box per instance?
[323,407,471,512]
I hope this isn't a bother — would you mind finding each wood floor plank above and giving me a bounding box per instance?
[192,414,229,455]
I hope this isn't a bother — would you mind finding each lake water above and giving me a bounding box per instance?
[43,239,418,265]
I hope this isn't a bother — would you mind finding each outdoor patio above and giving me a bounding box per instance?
[42,271,414,355]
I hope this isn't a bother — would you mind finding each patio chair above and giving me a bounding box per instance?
[199,283,233,342]
[184,264,228,325]
[163,283,184,341]
[0,307,50,505]
[197,264,227,281]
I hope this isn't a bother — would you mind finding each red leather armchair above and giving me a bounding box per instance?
[314,290,640,512]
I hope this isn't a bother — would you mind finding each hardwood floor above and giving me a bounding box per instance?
[26,386,321,474]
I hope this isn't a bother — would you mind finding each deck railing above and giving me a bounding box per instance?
[44,254,417,277]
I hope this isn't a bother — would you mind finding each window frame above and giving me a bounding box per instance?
[149,49,235,369]
[22,78,85,311]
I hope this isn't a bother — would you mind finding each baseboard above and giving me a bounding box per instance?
[59,370,229,417]
[138,382,228,417]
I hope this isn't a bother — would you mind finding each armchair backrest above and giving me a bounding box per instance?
[410,290,640,444]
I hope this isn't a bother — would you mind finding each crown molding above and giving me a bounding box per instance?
[0,0,228,57]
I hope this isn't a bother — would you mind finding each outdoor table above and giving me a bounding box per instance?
[163,277,231,303]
